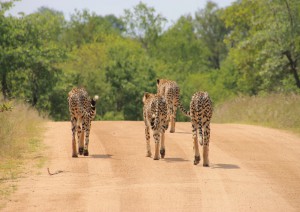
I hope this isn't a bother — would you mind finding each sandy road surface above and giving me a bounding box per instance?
[2,121,300,211]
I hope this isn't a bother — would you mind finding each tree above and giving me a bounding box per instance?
[122,2,167,50]
[63,10,124,49]
[222,0,300,93]
[194,1,228,70]
[8,9,66,112]
[105,37,156,120]
[0,0,24,99]
[155,15,208,73]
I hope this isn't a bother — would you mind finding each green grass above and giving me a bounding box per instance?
[213,93,300,133]
[0,101,46,207]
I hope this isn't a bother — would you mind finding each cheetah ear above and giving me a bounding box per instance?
[143,92,150,103]
[156,79,160,85]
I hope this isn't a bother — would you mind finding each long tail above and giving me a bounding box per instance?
[178,101,190,117]
[174,86,190,117]
[151,98,160,130]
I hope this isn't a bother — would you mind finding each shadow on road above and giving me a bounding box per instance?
[164,157,190,163]
[212,163,240,169]
[174,131,192,134]
[90,154,113,159]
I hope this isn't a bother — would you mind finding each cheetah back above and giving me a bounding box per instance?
[190,91,212,125]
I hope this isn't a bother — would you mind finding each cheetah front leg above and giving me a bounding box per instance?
[192,122,200,165]
[153,130,160,160]
[145,125,152,157]
[71,117,78,158]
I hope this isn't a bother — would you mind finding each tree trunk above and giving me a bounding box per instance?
[1,71,9,99]
[291,67,300,89]
[32,80,38,106]
[283,51,300,89]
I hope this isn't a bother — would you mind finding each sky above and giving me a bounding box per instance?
[8,0,235,24]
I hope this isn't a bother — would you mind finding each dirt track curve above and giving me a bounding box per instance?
[3,121,300,211]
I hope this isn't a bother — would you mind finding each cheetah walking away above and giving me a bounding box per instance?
[189,91,212,166]
[156,79,189,133]
[68,87,98,157]
[143,92,169,160]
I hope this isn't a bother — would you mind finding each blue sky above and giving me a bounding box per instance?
[8,0,235,24]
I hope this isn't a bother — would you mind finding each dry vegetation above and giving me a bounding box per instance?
[0,101,45,207]
[213,93,300,133]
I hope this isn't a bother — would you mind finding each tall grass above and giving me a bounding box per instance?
[213,93,300,133]
[0,101,45,206]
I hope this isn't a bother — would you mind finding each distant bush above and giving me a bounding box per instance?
[213,94,300,133]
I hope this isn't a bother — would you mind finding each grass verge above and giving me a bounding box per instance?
[0,101,46,208]
[213,93,300,134]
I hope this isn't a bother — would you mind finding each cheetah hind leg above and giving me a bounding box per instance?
[193,134,201,165]
[78,147,84,155]
[160,131,166,158]
[78,126,85,155]
[199,122,203,146]
[71,117,78,158]
[170,116,175,133]
[194,156,200,165]
[83,149,89,156]
[160,149,165,158]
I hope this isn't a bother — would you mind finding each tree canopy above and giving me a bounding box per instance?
[1,0,300,120]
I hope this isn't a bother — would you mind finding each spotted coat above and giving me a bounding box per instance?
[189,91,212,166]
[68,87,98,157]
[143,92,169,160]
[156,79,189,133]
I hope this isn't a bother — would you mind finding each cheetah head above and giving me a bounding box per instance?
[143,92,156,104]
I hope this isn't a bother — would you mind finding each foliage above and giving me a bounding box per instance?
[154,16,208,74]
[62,9,124,49]
[1,1,300,121]
[222,0,300,93]
[104,36,156,120]
[0,102,13,112]
[194,1,228,70]
[122,2,167,50]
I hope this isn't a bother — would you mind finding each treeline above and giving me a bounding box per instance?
[1,0,300,121]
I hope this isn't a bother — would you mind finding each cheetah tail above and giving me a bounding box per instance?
[178,101,190,117]
[150,100,160,130]
[93,95,99,101]
[91,95,99,107]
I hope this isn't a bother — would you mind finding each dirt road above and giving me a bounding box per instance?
[3,121,300,211]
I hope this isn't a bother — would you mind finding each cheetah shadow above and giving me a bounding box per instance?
[172,131,192,134]
[90,154,113,159]
[211,163,240,169]
[164,157,190,163]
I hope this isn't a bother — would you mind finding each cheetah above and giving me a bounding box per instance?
[156,79,189,133]
[189,91,212,166]
[143,92,169,160]
[68,87,98,157]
